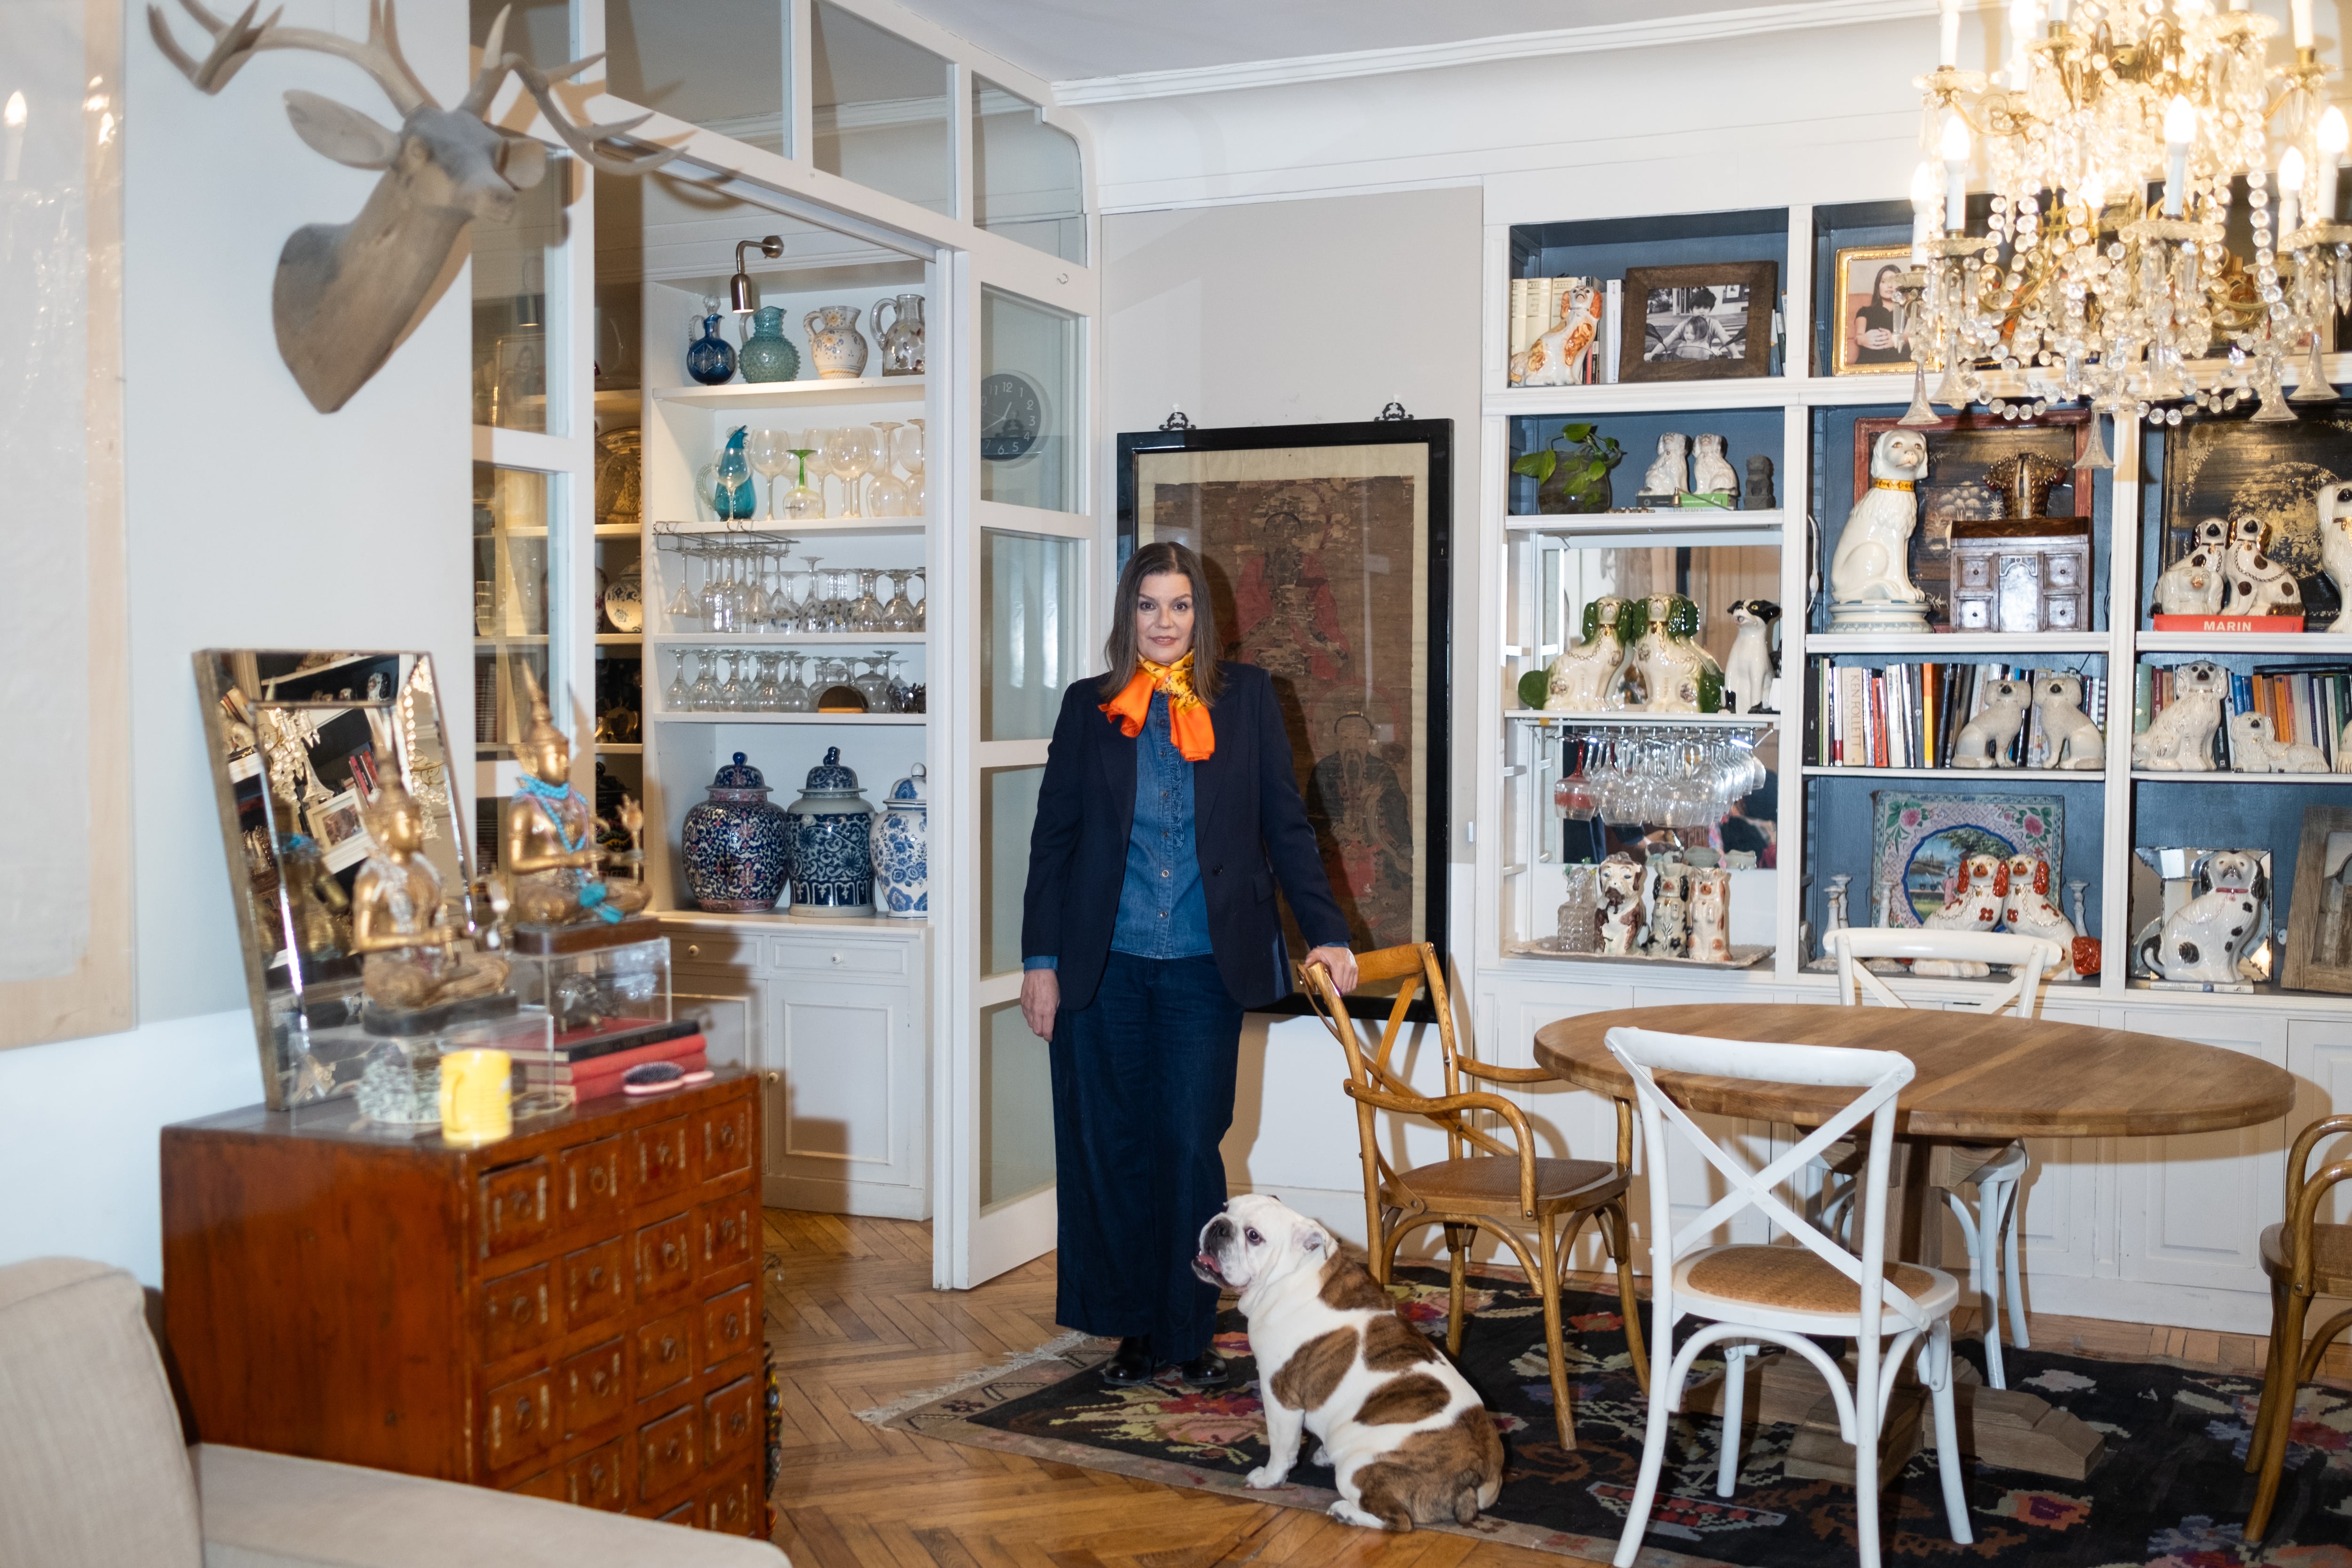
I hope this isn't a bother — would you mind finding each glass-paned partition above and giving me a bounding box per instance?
[979,287,1080,513]
[810,1,951,215]
[982,530,1082,741]
[473,464,565,768]
[980,1000,1054,1210]
[974,79,1084,264]
[607,0,790,155]
[981,764,1044,976]
[472,152,573,434]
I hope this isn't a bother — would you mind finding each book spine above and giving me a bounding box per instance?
[548,1051,710,1102]
[1602,280,1623,384]
[527,1034,708,1079]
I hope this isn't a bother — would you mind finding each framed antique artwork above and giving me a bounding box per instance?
[2161,410,2352,627]
[1117,420,1452,1016]
[1852,410,2092,623]
[1829,244,1918,376]
[1868,790,2063,929]
[1620,260,1777,383]
[2284,806,2352,994]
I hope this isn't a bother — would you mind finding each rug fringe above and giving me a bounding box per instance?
[855,1329,1101,1427]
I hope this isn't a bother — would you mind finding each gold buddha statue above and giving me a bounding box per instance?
[351,740,512,1010]
[505,666,652,927]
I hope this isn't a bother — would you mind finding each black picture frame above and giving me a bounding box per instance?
[1116,419,1453,1020]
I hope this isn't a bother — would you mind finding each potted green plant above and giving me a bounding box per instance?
[1511,423,1623,515]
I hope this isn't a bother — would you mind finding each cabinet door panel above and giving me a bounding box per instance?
[2113,1011,2286,1292]
[769,977,912,1174]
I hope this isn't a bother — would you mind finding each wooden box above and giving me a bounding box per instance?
[1947,517,2092,633]
[161,1068,765,1536]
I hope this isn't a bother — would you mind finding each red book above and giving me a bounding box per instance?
[521,1032,707,1083]
[2151,614,2306,633]
[563,1050,709,1103]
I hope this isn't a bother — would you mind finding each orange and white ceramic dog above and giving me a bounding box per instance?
[1915,853,2008,976]
[2000,854,2075,955]
[1194,1195,1502,1532]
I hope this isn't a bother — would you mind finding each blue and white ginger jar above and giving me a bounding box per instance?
[871,764,927,919]
[681,752,791,913]
[784,747,874,915]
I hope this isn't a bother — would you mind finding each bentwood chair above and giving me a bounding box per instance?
[1605,1025,1972,1568]
[2247,1114,2352,1539]
[1818,926,2064,1389]
[1299,943,1646,1450]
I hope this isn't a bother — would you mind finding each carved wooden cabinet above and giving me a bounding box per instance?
[160,1069,765,1536]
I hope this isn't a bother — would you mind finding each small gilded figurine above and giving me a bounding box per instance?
[506,666,653,927]
[350,716,511,1010]
[1982,451,2069,521]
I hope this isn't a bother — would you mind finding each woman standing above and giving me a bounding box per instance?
[1021,541,1359,1387]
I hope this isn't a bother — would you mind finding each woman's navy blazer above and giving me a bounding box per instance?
[1020,661,1351,1013]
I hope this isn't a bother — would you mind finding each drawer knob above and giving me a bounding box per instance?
[511,1294,532,1321]
[589,1167,608,1193]
[588,1367,609,1394]
[723,1311,740,1339]
[718,1124,738,1149]
[687,943,701,958]
[720,1218,738,1242]
[728,1411,746,1434]
[660,1335,679,1361]
[515,1396,534,1431]
[663,1438,681,1462]
[587,1265,604,1289]
[830,952,843,964]
[589,1463,606,1488]
[661,1240,680,1267]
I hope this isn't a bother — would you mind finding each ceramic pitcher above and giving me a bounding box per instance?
[873,294,925,376]
[803,305,869,380]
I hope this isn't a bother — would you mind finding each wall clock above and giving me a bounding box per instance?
[981,371,1046,462]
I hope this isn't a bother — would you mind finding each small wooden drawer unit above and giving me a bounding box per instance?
[162,1068,766,1537]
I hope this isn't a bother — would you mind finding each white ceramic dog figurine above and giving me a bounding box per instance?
[2034,672,2106,771]
[1949,678,2031,769]
[1828,429,1932,627]
[2138,851,2266,989]
[1195,1195,1503,1531]
[1915,853,2009,976]
[1625,593,1722,713]
[2320,481,2352,634]
[1720,600,1780,714]
[2154,518,2229,617]
[1646,859,1692,958]
[2227,515,2303,617]
[2131,661,2228,771]
[1520,283,1604,388]
[1689,867,1732,962]
[1597,853,1646,955]
[1545,596,1629,712]
[1692,433,1739,498]
[2001,855,2075,957]
[1641,433,1689,500]
[2227,711,2330,773]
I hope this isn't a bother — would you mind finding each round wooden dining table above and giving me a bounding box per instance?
[1533,1003,2296,1142]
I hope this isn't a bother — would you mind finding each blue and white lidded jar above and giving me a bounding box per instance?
[783,747,875,915]
[871,764,927,919]
[680,752,792,913]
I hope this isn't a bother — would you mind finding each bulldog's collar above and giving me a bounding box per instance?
[1872,478,1917,492]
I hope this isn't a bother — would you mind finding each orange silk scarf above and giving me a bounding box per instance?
[1100,652,1215,762]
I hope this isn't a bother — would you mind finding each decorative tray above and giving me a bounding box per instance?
[1510,940,1773,970]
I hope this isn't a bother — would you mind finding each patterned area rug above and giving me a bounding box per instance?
[869,1266,2352,1565]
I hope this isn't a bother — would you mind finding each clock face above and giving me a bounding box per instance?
[980,371,1045,462]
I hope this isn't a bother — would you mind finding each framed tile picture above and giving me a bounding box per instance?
[1620,260,1777,383]
[1116,420,1452,1016]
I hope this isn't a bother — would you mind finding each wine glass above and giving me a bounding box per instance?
[666,648,689,712]
[803,429,841,514]
[849,569,886,631]
[664,546,699,627]
[778,652,811,713]
[780,448,825,520]
[882,570,919,633]
[910,567,927,630]
[854,652,894,712]
[753,652,784,712]
[716,649,746,711]
[868,422,910,516]
[892,421,925,483]
[745,429,794,519]
[689,648,720,712]
[825,427,880,517]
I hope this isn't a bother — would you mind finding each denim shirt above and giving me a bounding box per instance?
[1025,691,1212,969]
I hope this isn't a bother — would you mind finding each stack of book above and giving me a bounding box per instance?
[1506,276,1622,385]
[520,1018,709,1102]
[2136,662,2352,770]
[1810,660,2106,770]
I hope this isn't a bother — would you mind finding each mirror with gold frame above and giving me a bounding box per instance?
[194,650,476,1108]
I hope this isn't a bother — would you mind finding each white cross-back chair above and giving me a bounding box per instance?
[1820,927,2063,1388]
[1605,1025,1971,1568]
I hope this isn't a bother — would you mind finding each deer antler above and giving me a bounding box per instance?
[501,54,681,175]
[150,0,432,116]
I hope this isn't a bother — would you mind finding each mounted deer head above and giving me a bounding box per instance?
[150,0,677,412]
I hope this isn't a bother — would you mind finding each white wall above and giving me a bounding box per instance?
[0,0,474,1285]
[1102,189,1484,1247]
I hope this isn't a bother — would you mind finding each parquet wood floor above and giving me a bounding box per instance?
[759,1208,2342,1568]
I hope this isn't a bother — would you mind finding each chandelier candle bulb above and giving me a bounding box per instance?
[2293,0,2313,49]
[2163,96,2196,217]
[1940,0,1962,67]
[2008,0,2038,84]
[1942,113,1972,232]
[2280,146,2305,240]
[1911,161,1940,264]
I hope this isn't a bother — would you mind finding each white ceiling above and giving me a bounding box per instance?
[889,0,1819,85]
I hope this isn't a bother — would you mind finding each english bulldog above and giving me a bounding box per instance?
[1193,1194,1503,1531]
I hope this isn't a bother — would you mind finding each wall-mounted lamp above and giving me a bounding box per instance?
[730,235,786,313]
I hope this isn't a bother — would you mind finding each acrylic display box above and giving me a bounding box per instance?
[347,1007,554,1131]
[505,916,673,1051]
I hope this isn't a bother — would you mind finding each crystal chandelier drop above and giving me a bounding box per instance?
[1899,0,2350,461]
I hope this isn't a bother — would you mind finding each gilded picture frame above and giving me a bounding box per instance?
[1117,421,1453,1016]
[1828,244,1919,376]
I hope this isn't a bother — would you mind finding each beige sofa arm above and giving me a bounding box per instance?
[195,1444,789,1567]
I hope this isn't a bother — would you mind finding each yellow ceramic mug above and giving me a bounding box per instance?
[439,1049,513,1146]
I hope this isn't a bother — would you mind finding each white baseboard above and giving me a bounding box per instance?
[765,1174,931,1221]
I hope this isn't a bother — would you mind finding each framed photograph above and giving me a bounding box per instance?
[1620,261,1777,383]
[1853,410,2091,622]
[1117,420,1452,1016]
[2161,411,2352,626]
[1868,790,2064,929]
[1829,245,1919,376]
[2285,807,2352,994]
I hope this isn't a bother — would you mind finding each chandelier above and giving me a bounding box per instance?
[1898,0,2350,461]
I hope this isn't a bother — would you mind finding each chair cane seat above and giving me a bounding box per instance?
[1678,1243,1958,1320]
[2260,1221,2352,1295]
[1381,1155,1624,1218]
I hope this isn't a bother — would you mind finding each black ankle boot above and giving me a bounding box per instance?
[1100,1336,1154,1385]
[1173,1352,1231,1389]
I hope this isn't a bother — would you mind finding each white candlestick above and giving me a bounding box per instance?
[2293,0,2313,48]
[2009,0,2039,87]
[1941,114,1972,232]
[1940,0,1962,66]
[1911,161,1940,263]
[1,92,21,185]
[2280,146,2305,240]
[2163,95,2195,217]
[2049,0,2069,22]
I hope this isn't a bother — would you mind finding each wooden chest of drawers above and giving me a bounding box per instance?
[161,1069,764,1537]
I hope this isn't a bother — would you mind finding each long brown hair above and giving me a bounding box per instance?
[1100,540,1223,701]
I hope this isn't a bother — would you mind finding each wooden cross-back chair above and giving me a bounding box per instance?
[2247,1113,2352,1539]
[1299,942,1646,1450]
